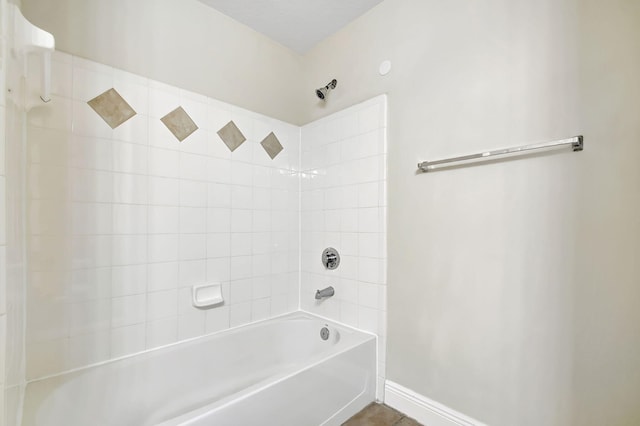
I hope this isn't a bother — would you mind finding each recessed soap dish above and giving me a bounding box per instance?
[192,283,224,309]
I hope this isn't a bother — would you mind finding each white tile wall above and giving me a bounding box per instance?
[24,52,300,379]
[19,51,387,404]
[300,95,388,400]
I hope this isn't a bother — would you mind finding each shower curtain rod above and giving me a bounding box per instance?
[417,135,583,172]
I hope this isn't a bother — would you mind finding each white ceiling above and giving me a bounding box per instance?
[198,0,384,54]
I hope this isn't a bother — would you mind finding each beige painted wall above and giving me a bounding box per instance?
[302,0,640,424]
[20,0,304,124]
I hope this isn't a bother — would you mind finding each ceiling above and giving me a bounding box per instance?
[198,0,385,54]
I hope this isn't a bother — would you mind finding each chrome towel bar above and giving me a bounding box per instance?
[417,135,583,173]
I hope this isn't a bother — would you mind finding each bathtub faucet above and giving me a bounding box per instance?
[315,286,335,300]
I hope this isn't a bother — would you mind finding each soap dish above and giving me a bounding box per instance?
[192,283,224,308]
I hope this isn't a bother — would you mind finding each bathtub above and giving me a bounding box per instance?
[21,312,376,426]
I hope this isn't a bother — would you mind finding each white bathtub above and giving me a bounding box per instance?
[22,312,376,426]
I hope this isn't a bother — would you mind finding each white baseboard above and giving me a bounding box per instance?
[384,380,486,426]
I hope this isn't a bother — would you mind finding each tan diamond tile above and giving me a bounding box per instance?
[161,106,199,142]
[260,132,284,159]
[87,88,136,129]
[217,121,246,152]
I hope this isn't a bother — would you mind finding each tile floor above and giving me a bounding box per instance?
[342,403,422,426]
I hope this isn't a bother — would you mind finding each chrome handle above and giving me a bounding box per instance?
[325,252,337,264]
[321,248,340,270]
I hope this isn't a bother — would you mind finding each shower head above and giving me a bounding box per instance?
[315,79,338,100]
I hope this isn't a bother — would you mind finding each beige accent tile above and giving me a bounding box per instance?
[87,88,137,129]
[260,132,284,159]
[217,121,246,152]
[160,106,199,142]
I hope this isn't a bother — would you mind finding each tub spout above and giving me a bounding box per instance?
[315,286,335,300]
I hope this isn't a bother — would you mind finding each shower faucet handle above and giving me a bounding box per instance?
[321,248,340,270]
[325,252,337,264]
